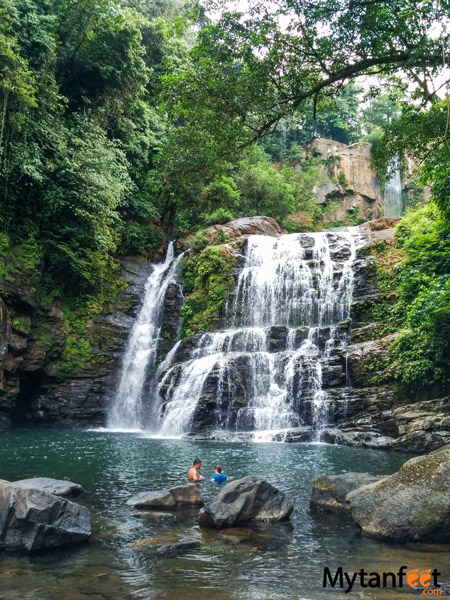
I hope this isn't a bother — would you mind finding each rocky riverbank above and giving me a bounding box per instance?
[0,254,160,428]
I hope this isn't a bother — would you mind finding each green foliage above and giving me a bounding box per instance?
[395,205,450,300]
[388,207,450,390]
[180,245,235,337]
[12,316,30,333]
[361,207,450,393]
[57,336,93,377]
[202,208,234,227]
[232,153,296,222]
[0,0,193,299]
[117,221,163,255]
[175,146,328,232]
[212,228,228,245]
[200,176,240,217]
[170,0,448,150]
[391,277,450,386]
[186,229,209,253]
[41,117,131,291]
[300,83,364,145]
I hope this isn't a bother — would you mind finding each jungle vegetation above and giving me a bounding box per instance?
[0,0,449,391]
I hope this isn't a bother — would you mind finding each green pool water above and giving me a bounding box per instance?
[0,429,448,600]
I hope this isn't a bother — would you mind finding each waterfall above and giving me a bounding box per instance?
[155,230,361,441]
[107,242,182,431]
[384,158,403,218]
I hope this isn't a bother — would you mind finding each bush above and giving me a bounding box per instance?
[118,221,163,255]
[186,229,209,253]
[389,206,450,390]
[202,208,234,226]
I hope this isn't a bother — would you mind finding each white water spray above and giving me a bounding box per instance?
[107,243,182,431]
[156,230,361,440]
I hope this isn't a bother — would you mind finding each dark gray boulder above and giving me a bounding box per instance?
[126,484,203,509]
[310,473,385,511]
[11,477,84,497]
[198,476,293,528]
[347,445,450,542]
[0,483,91,552]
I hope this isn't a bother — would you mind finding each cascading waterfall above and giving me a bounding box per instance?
[384,157,403,218]
[107,242,183,431]
[155,230,361,440]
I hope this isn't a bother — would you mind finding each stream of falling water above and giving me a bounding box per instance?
[384,157,403,218]
[107,242,182,431]
[155,230,361,441]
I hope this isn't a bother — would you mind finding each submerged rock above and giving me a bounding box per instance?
[133,511,177,522]
[169,484,204,505]
[347,445,450,542]
[0,483,91,552]
[217,528,253,545]
[11,477,84,497]
[310,473,385,511]
[198,476,293,528]
[126,484,203,510]
[128,535,200,554]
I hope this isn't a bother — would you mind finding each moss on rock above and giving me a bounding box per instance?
[180,245,236,338]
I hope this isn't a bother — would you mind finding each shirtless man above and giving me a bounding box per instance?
[188,458,204,481]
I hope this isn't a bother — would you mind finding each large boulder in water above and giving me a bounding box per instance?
[126,484,203,509]
[0,483,91,552]
[11,477,84,497]
[310,473,385,511]
[347,445,450,542]
[198,476,294,528]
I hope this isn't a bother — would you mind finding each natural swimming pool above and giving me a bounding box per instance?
[0,429,448,600]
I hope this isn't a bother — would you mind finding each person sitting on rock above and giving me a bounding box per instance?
[188,458,204,481]
[211,465,228,483]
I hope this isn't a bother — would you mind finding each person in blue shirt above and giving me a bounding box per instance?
[211,465,228,483]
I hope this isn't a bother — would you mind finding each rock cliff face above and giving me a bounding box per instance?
[0,256,157,428]
[321,218,450,453]
[300,138,384,223]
